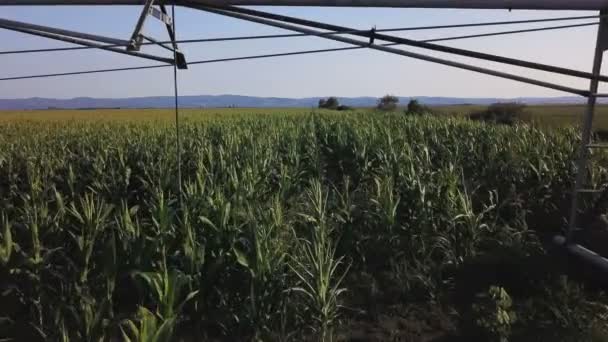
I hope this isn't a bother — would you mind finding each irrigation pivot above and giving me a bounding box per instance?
[0,0,607,10]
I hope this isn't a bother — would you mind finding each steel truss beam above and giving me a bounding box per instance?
[197,4,608,83]
[0,17,128,45]
[0,4,188,69]
[0,20,175,64]
[160,4,188,69]
[0,0,608,11]
[567,11,608,242]
[125,0,187,68]
[188,5,591,96]
[128,0,156,50]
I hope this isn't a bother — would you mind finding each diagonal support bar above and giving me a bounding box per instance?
[161,4,188,69]
[126,1,187,68]
[128,0,155,51]
[566,10,608,242]
[0,23,175,64]
[0,17,128,45]
[193,5,589,96]
[198,3,608,83]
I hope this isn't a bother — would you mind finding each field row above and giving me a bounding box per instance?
[0,112,607,341]
[1,104,608,131]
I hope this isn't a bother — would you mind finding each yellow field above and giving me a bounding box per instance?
[1,104,607,130]
[0,107,315,123]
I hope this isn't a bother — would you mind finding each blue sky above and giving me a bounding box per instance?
[0,5,606,99]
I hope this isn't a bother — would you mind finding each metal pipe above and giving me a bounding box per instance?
[208,4,608,83]
[127,0,156,50]
[554,236,608,274]
[1,0,608,10]
[197,6,589,96]
[0,23,175,64]
[0,17,129,45]
[567,11,607,242]
[0,21,600,56]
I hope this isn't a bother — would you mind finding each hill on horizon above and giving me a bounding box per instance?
[0,94,597,110]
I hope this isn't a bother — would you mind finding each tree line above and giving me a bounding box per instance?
[318,95,431,115]
[318,95,531,126]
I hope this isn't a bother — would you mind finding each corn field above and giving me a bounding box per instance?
[0,112,607,341]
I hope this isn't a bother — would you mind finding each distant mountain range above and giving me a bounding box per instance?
[0,95,599,110]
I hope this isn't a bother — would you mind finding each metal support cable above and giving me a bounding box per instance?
[0,23,601,87]
[142,34,176,52]
[0,17,129,45]
[0,64,168,80]
[0,19,602,96]
[0,15,603,56]
[198,4,608,83]
[0,28,590,97]
[198,6,590,96]
[0,23,175,64]
[423,22,598,43]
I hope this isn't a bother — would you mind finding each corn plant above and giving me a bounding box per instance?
[290,181,349,342]
[120,306,176,342]
[0,213,12,266]
[68,193,113,284]
[0,111,605,341]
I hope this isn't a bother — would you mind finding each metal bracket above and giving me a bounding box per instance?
[127,0,176,51]
[160,4,188,69]
[368,26,376,46]
[149,6,173,26]
[127,2,187,69]
[128,0,155,51]
[0,10,187,66]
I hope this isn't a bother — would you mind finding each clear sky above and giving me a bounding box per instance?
[1,5,607,99]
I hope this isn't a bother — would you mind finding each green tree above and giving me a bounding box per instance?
[470,103,526,125]
[319,97,339,109]
[377,95,399,111]
[406,99,430,115]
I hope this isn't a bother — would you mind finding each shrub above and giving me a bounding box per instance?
[406,99,431,115]
[470,103,526,125]
[337,105,352,111]
[472,286,517,342]
[377,95,399,111]
[319,97,340,109]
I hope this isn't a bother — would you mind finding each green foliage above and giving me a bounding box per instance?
[470,102,526,125]
[377,94,399,111]
[289,181,349,342]
[120,306,176,342]
[406,98,431,115]
[472,286,517,342]
[519,276,608,336]
[0,112,605,340]
[336,105,352,111]
[0,214,12,266]
[318,97,340,109]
